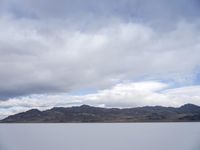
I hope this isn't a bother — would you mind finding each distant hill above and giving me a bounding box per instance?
[1,104,200,123]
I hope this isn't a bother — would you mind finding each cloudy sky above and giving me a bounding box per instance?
[0,0,200,118]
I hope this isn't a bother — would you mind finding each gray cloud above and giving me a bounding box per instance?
[0,16,200,99]
[0,0,200,100]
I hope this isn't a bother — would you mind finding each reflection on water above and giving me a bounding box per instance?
[0,123,200,150]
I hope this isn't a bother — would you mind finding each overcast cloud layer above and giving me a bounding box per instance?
[0,0,200,118]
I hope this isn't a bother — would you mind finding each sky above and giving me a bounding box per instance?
[0,0,200,118]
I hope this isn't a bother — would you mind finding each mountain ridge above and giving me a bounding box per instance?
[1,104,200,123]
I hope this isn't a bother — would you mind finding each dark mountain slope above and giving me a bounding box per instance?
[1,104,200,123]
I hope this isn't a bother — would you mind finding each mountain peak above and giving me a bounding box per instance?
[79,104,92,108]
[26,109,41,113]
[180,103,199,109]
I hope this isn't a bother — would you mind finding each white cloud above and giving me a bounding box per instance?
[163,86,200,106]
[78,81,169,107]
[1,81,200,119]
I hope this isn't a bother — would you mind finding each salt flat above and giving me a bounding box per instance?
[0,123,200,150]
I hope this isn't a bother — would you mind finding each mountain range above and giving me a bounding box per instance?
[1,104,200,123]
